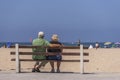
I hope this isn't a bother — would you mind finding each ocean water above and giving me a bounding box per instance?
[0,42,117,48]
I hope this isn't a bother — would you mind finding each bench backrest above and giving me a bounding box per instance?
[10,44,89,73]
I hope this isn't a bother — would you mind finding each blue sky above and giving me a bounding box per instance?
[0,0,120,42]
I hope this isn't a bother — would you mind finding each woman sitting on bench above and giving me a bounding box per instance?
[47,34,63,73]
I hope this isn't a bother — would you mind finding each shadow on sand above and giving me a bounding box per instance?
[19,71,95,74]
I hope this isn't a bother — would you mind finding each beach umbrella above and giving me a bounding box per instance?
[104,42,112,45]
[114,42,120,48]
[114,42,120,45]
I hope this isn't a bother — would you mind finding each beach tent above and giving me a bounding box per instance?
[89,45,93,49]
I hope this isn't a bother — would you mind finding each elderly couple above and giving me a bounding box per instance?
[32,31,63,73]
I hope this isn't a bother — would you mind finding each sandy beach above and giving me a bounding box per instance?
[0,47,120,73]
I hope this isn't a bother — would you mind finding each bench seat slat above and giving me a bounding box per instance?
[10,45,88,49]
[11,58,89,62]
[10,52,89,56]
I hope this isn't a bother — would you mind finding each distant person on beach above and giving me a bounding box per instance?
[1,43,6,48]
[95,42,99,49]
[47,34,63,73]
[77,40,80,46]
[6,42,12,48]
[32,31,61,72]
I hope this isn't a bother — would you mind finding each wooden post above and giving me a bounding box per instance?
[80,45,84,74]
[15,44,20,73]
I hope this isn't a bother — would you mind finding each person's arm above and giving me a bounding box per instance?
[49,44,61,47]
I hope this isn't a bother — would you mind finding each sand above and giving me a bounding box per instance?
[0,47,120,73]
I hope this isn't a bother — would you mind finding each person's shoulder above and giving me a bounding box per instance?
[58,41,62,44]
[49,41,53,43]
[42,39,48,42]
[43,39,49,43]
[33,38,38,41]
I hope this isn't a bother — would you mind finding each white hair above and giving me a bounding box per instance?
[38,31,44,38]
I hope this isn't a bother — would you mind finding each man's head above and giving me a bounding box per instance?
[38,31,44,38]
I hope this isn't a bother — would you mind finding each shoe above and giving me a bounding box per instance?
[35,67,41,72]
[56,69,60,73]
[50,69,55,73]
[32,68,36,72]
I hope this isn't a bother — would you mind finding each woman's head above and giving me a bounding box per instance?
[51,34,59,41]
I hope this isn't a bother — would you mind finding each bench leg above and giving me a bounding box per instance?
[80,45,84,74]
[16,44,21,73]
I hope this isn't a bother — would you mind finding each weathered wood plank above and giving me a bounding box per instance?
[10,52,89,56]
[11,58,89,62]
[10,45,88,49]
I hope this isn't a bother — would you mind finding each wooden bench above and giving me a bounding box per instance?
[10,44,89,73]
